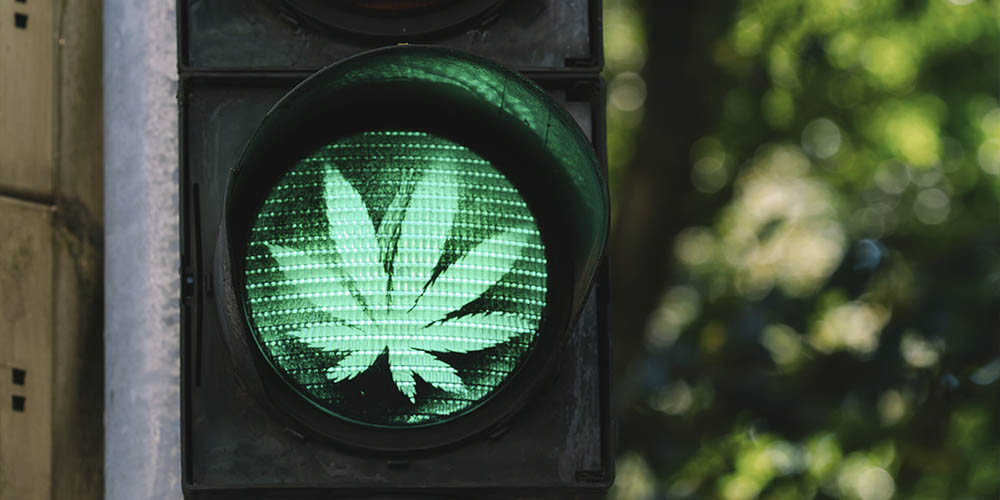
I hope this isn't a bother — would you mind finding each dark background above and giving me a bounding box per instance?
[605,1,1000,499]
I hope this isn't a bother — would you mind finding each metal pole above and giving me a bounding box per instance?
[103,0,181,498]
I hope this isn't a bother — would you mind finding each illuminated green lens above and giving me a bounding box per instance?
[243,131,547,426]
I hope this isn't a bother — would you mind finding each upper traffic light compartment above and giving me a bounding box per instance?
[180,0,602,72]
[284,0,505,38]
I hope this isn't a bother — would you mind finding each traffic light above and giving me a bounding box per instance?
[180,2,611,498]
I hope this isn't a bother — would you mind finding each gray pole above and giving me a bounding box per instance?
[103,0,181,498]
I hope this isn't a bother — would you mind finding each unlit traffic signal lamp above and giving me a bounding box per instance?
[284,0,507,37]
[181,2,611,498]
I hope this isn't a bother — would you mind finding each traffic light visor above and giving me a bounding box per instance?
[285,0,504,37]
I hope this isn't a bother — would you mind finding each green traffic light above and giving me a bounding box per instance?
[243,131,548,426]
[217,46,609,442]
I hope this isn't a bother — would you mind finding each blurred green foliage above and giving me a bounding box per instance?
[605,0,1000,499]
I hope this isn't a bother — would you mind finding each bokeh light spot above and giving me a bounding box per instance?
[692,157,730,193]
[761,324,804,367]
[861,36,917,90]
[806,434,843,480]
[802,118,842,159]
[869,99,944,167]
[650,380,694,416]
[811,301,890,356]
[976,138,1000,175]
[826,31,862,69]
[873,161,910,194]
[900,331,942,368]
[675,227,717,267]
[762,89,795,129]
[854,238,884,270]
[645,286,701,348]
[609,72,647,112]
[734,17,764,57]
[857,467,895,500]
[878,390,907,426]
[610,452,656,500]
[970,358,1000,385]
[603,4,647,73]
[913,188,950,225]
[979,107,1000,136]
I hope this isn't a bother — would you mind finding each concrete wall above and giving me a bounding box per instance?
[0,0,104,499]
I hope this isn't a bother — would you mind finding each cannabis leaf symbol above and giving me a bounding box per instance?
[259,165,542,403]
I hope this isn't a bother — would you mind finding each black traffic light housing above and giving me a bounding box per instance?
[179,2,612,498]
[180,0,603,72]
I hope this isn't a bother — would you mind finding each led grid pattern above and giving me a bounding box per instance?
[243,131,548,426]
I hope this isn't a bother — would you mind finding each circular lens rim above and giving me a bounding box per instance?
[284,0,505,38]
[241,130,553,429]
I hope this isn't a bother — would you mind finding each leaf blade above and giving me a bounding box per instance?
[253,242,368,326]
[393,167,458,307]
[422,312,537,354]
[421,227,536,318]
[325,349,379,383]
[388,348,464,403]
[323,165,389,313]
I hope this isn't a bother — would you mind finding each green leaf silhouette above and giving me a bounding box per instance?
[265,165,537,403]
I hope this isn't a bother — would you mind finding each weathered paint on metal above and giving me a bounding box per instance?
[103,0,181,498]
